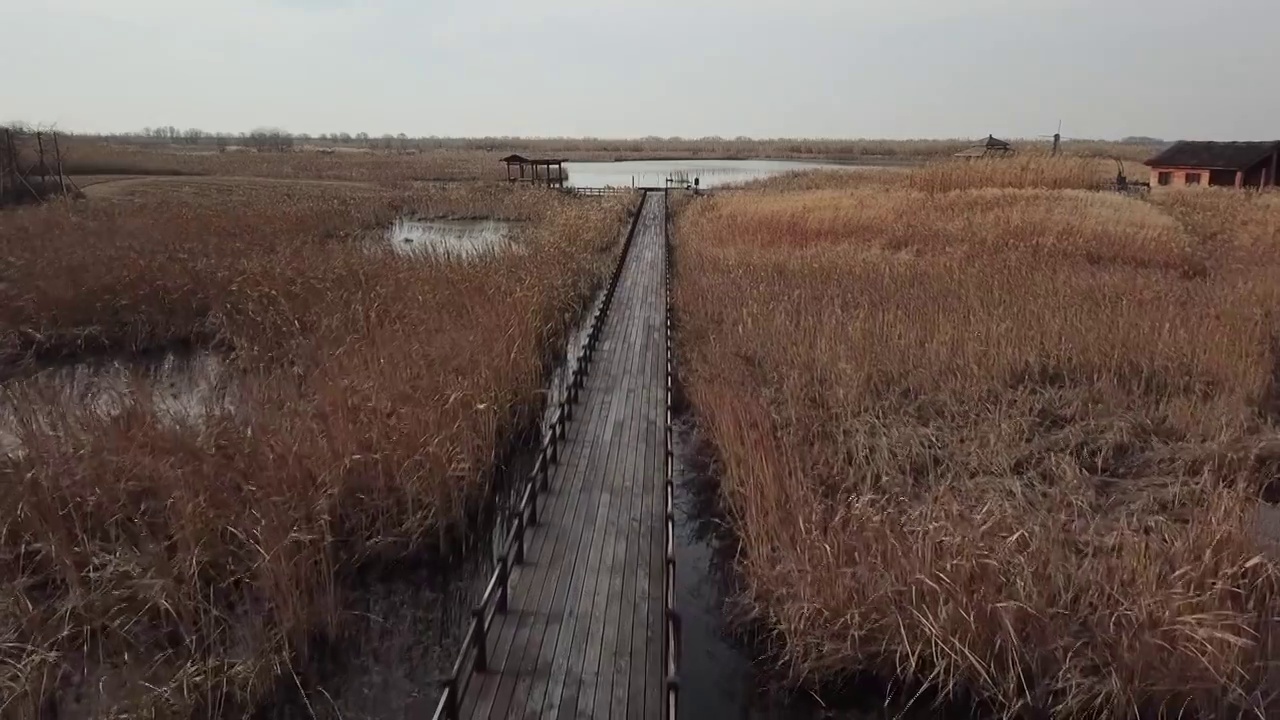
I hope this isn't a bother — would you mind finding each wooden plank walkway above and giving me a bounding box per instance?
[461,193,667,720]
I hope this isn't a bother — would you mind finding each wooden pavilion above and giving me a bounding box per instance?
[953,135,1014,159]
[501,154,567,187]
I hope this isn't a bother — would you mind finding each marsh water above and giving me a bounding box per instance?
[0,352,234,459]
[672,421,958,719]
[283,221,612,718]
[384,217,514,257]
[562,158,882,189]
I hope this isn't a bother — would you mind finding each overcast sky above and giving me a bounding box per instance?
[4,0,1277,140]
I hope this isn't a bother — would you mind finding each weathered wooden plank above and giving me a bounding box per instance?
[612,205,664,719]
[461,193,667,720]
[587,231,651,716]
[531,232,651,718]
[469,241,639,718]
[465,350,621,719]
[559,240,647,719]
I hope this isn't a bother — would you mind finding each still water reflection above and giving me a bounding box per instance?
[564,159,879,189]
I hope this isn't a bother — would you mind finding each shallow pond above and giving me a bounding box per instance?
[563,158,884,189]
[0,352,234,458]
[384,217,514,258]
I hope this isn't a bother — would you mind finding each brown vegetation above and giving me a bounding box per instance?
[673,167,1280,717]
[60,139,505,183]
[63,136,1162,185]
[0,181,633,715]
[365,136,1161,162]
[741,156,1152,195]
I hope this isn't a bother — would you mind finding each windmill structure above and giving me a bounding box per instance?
[1038,120,1089,156]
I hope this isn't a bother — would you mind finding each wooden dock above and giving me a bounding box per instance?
[444,192,671,719]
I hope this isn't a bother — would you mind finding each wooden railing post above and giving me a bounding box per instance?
[472,608,488,672]
[497,556,509,614]
[513,513,525,565]
[441,677,457,720]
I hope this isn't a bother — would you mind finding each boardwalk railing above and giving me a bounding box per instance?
[570,186,634,196]
[663,188,681,720]
[431,194,648,720]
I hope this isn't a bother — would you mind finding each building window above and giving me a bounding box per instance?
[1157,171,1172,186]
[1185,172,1202,186]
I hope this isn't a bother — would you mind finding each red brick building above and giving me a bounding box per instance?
[1145,141,1280,189]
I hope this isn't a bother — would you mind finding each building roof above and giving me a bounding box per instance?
[1144,141,1280,170]
[954,135,1015,158]
[501,154,565,164]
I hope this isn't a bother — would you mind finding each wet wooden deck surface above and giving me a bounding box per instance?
[462,193,666,719]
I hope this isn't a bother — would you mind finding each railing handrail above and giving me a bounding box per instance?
[568,186,635,196]
[430,192,650,720]
[662,186,681,720]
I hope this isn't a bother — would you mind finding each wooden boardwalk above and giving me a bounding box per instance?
[460,193,668,720]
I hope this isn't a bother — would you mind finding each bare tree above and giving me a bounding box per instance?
[248,127,294,153]
[2,124,77,205]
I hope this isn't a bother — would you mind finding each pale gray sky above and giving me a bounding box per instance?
[4,0,1277,140]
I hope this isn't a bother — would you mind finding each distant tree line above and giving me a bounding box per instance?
[121,127,422,153]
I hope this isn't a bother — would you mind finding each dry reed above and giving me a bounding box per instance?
[61,140,505,183]
[0,182,633,715]
[674,169,1280,717]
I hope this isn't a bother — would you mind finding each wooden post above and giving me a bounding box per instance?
[35,132,47,194]
[1235,170,1244,189]
[513,512,525,564]
[52,132,67,196]
[1271,150,1278,188]
[441,677,458,720]
[1,129,8,203]
[496,556,508,613]
[471,608,488,672]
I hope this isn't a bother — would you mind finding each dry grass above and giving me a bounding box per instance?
[674,170,1280,717]
[1152,190,1280,274]
[0,182,634,715]
[740,157,1153,195]
[907,156,1117,192]
[68,137,1163,181]
[383,137,1161,162]
[61,139,505,183]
